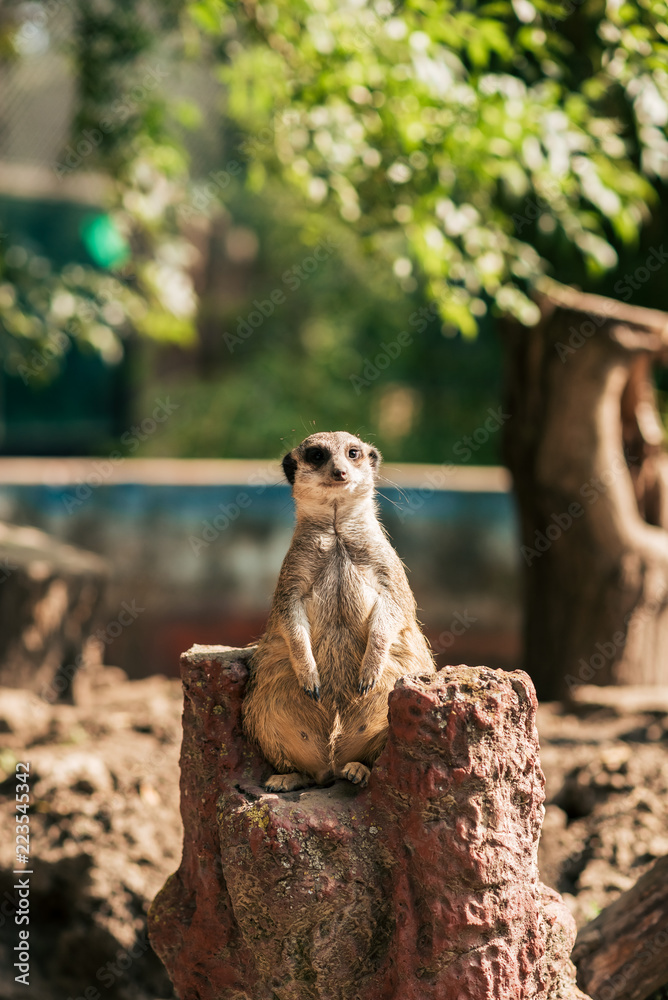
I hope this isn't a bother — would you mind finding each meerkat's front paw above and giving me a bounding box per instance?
[358,661,382,695]
[300,667,321,701]
[265,772,312,793]
[338,762,370,787]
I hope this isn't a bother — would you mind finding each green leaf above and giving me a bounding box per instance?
[188,1,223,35]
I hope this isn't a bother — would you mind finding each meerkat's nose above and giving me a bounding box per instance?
[332,467,347,481]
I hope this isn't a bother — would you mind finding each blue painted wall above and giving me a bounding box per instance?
[0,480,521,678]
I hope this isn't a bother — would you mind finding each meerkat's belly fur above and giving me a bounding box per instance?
[244,535,433,782]
[241,430,435,791]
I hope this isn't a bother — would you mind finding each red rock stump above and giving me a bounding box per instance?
[148,645,590,1000]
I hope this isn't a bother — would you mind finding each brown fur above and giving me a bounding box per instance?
[242,431,435,791]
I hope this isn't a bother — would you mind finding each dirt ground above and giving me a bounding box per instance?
[1,666,667,1000]
[537,694,668,929]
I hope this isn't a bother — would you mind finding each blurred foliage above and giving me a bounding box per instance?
[0,0,198,367]
[133,181,504,462]
[0,0,667,458]
[0,228,198,369]
[0,243,141,381]
[210,0,668,333]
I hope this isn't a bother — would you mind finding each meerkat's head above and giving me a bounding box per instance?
[282,431,381,510]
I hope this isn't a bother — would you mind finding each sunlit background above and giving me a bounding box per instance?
[2,3,668,999]
[2,0,668,679]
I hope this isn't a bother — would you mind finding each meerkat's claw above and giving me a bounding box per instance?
[265,772,312,793]
[358,678,376,695]
[339,762,370,787]
[303,684,320,701]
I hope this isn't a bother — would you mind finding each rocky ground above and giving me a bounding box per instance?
[538,690,668,931]
[1,666,668,1000]
[0,666,182,1000]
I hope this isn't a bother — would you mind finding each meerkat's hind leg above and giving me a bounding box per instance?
[265,772,315,793]
[336,762,371,787]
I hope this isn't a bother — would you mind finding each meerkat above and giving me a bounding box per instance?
[242,431,435,793]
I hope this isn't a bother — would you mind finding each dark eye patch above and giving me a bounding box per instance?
[282,453,297,484]
[304,446,329,467]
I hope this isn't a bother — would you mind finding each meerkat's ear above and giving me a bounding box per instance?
[368,446,382,476]
[282,452,298,485]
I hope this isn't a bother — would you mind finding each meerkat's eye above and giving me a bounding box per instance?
[305,446,327,465]
[348,448,360,459]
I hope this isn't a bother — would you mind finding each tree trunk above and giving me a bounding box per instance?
[148,645,590,1000]
[572,854,668,1000]
[502,279,668,700]
[0,520,108,699]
